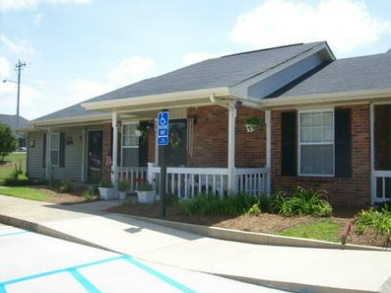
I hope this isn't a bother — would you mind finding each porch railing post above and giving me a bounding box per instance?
[111,111,119,193]
[227,103,237,194]
[265,110,272,195]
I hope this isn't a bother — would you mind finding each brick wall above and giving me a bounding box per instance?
[235,107,266,167]
[271,105,371,208]
[187,106,228,167]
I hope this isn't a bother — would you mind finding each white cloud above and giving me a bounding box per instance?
[1,55,156,119]
[107,56,155,86]
[230,0,391,56]
[181,52,223,66]
[0,56,11,79]
[33,13,43,25]
[1,35,37,55]
[0,0,91,11]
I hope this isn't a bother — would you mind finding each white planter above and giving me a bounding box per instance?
[137,191,155,204]
[118,191,127,200]
[98,187,115,200]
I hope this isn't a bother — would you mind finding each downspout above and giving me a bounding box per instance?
[265,110,272,195]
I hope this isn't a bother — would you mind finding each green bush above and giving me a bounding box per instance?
[246,204,261,216]
[59,179,73,193]
[177,193,264,217]
[356,206,391,246]
[271,186,332,217]
[82,188,95,199]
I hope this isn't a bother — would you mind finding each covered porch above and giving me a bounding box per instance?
[93,90,272,198]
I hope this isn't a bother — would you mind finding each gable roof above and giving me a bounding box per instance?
[266,51,391,101]
[0,114,30,131]
[33,42,328,124]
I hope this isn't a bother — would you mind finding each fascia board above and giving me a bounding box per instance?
[230,42,332,97]
[30,114,112,127]
[261,88,391,109]
[82,87,231,111]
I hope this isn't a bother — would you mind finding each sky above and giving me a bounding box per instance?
[0,0,390,121]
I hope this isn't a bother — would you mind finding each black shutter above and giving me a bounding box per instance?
[59,133,66,167]
[42,133,47,168]
[281,111,297,176]
[335,109,351,177]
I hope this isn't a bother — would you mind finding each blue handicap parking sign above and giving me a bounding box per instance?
[158,111,169,146]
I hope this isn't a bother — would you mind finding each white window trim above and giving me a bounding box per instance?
[121,122,140,167]
[298,109,335,177]
[50,133,60,167]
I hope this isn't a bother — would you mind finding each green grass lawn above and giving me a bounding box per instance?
[0,152,26,184]
[276,219,343,243]
[0,187,50,201]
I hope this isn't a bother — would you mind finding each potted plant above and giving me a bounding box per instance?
[245,117,263,133]
[135,179,155,204]
[118,178,130,200]
[98,182,115,200]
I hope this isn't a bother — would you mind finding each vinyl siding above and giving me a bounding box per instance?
[27,132,46,179]
[27,128,87,181]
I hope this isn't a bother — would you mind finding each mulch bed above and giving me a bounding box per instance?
[27,186,99,205]
[108,199,390,248]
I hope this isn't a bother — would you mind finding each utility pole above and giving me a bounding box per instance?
[15,60,26,128]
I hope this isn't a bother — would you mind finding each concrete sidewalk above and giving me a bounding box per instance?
[0,195,391,293]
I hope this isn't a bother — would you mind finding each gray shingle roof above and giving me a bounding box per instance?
[33,42,324,123]
[268,51,391,98]
[0,114,30,130]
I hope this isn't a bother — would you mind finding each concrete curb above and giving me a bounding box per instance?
[0,214,118,254]
[125,214,388,251]
[212,274,375,293]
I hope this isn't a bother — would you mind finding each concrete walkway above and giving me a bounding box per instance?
[0,195,391,293]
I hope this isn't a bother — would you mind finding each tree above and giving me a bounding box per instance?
[0,121,17,163]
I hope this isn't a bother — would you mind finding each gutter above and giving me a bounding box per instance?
[82,87,231,111]
[261,88,391,109]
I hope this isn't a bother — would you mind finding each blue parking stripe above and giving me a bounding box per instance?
[0,284,6,293]
[0,230,29,237]
[123,255,197,293]
[0,255,123,287]
[0,254,197,293]
[68,269,101,293]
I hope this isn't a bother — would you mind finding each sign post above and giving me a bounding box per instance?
[157,110,169,218]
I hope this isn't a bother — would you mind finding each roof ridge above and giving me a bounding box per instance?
[220,42,315,58]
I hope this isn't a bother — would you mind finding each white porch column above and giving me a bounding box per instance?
[45,128,52,182]
[370,103,375,205]
[81,129,86,182]
[112,111,119,190]
[227,103,237,194]
[265,110,272,194]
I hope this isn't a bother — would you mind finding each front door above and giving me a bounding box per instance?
[88,130,103,183]
[167,119,187,166]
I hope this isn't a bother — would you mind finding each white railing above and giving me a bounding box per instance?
[118,167,148,191]
[147,163,270,199]
[372,170,391,204]
[235,168,270,195]
[149,165,229,199]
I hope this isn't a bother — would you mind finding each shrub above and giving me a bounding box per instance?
[82,188,95,199]
[271,186,332,217]
[59,179,73,193]
[356,206,391,246]
[177,193,265,217]
[246,204,261,216]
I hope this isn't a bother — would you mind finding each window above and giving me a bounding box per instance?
[50,133,60,166]
[299,110,334,176]
[121,123,139,167]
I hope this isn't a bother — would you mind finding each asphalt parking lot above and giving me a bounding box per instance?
[0,224,284,293]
